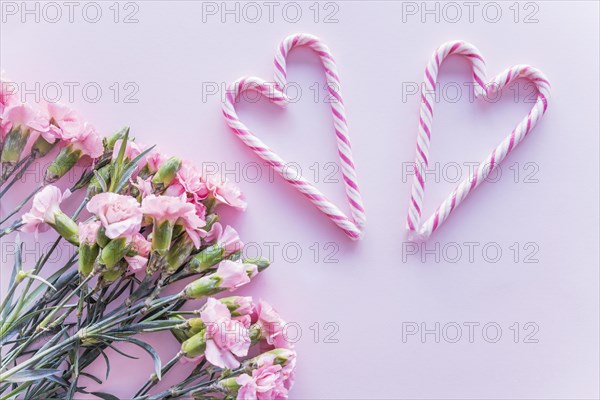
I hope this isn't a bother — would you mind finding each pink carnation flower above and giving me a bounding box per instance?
[69,122,104,159]
[205,223,243,256]
[225,296,255,328]
[200,298,251,369]
[144,149,168,173]
[87,193,142,239]
[215,260,251,291]
[1,103,49,138]
[205,176,247,210]
[236,364,287,400]
[165,160,206,197]
[20,185,70,236]
[0,78,17,115]
[78,220,100,245]
[44,102,82,144]
[254,349,296,392]
[124,232,152,272]
[132,176,153,198]
[255,300,293,349]
[141,194,206,248]
[0,78,17,137]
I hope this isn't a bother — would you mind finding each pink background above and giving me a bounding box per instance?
[1,1,599,398]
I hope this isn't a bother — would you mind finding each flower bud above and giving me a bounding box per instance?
[242,257,270,272]
[171,317,206,342]
[151,156,181,188]
[188,318,206,335]
[169,315,190,343]
[96,226,111,248]
[218,377,241,394]
[98,261,127,286]
[164,234,195,274]
[45,144,81,183]
[78,243,99,277]
[188,244,224,272]
[181,330,207,358]
[49,211,79,246]
[103,126,129,151]
[100,237,129,268]
[31,135,56,158]
[182,275,222,299]
[183,260,251,299]
[1,126,30,179]
[151,220,174,255]
[249,348,295,367]
[249,324,262,344]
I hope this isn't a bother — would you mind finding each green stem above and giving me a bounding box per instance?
[0,336,76,382]
[0,182,43,226]
[0,154,34,193]
[132,351,183,398]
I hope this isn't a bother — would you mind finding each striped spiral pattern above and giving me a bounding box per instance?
[222,33,366,239]
[406,40,550,241]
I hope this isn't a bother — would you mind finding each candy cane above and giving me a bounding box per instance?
[222,33,366,240]
[406,40,550,241]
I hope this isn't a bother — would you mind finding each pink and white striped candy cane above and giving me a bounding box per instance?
[222,33,366,240]
[406,40,550,241]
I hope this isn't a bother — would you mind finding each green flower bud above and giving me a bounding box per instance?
[151,220,174,255]
[188,243,224,272]
[98,261,127,286]
[45,144,81,183]
[103,126,129,151]
[96,226,111,248]
[151,157,181,188]
[170,315,191,343]
[249,348,295,367]
[78,243,99,277]
[1,126,31,179]
[137,164,152,180]
[219,297,247,317]
[15,270,28,284]
[218,377,241,394]
[249,324,261,344]
[31,135,56,158]
[49,211,79,246]
[182,275,223,299]
[242,257,271,272]
[181,330,207,358]
[188,318,206,335]
[165,234,195,274]
[170,317,206,343]
[100,237,129,268]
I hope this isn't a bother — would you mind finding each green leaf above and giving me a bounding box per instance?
[105,343,139,360]
[99,349,111,380]
[93,170,108,192]
[121,337,162,380]
[79,372,103,385]
[45,374,70,388]
[4,369,60,383]
[108,127,130,192]
[1,240,22,320]
[26,274,57,291]
[113,144,155,193]
[91,392,121,400]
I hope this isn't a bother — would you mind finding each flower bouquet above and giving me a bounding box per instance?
[0,77,296,399]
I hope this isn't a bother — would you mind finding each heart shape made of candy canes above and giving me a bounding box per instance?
[222,33,366,240]
[406,40,550,241]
